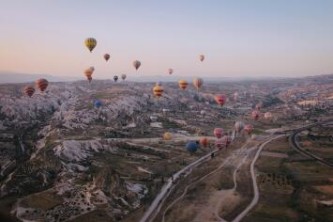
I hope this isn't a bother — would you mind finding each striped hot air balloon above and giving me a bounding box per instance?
[35,79,49,92]
[24,86,35,97]
[84,38,97,52]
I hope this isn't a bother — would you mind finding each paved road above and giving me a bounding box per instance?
[232,135,284,222]
[139,149,219,222]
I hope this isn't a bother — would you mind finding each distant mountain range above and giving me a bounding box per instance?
[0,71,332,84]
[0,71,81,83]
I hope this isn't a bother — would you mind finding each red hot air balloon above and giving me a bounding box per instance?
[24,86,35,97]
[244,124,254,134]
[133,60,141,70]
[104,53,110,61]
[214,128,224,139]
[215,139,225,150]
[252,110,260,121]
[35,79,49,92]
[200,137,209,148]
[214,95,226,106]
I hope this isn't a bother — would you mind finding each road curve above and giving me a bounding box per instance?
[232,135,284,222]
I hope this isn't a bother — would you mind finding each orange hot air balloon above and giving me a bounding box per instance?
[35,79,49,92]
[214,128,224,139]
[153,85,164,98]
[193,78,203,90]
[251,110,260,121]
[244,124,254,134]
[214,94,226,106]
[199,54,205,62]
[178,80,188,90]
[24,86,35,97]
[200,137,209,148]
[84,38,97,52]
[104,53,110,61]
[168,68,173,75]
[133,60,141,70]
[163,132,172,140]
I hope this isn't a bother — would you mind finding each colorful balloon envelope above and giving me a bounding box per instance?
[133,60,141,70]
[84,68,94,83]
[84,38,97,52]
[199,137,209,148]
[153,85,164,98]
[215,139,225,150]
[186,141,199,153]
[94,100,102,108]
[178,80,188,90]
[35,79,49,92]
[244,124,254,134]
[193,78,203,91]
[264,112,273,119]
[104,53,110,61]
[214,128,224,139]
[24,86,35,97]
[163,132,172,140]
[214,94,226,106]
[252,110,260,121]
[234,121,245,133]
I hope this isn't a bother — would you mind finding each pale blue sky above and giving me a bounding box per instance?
[1,0,332,79]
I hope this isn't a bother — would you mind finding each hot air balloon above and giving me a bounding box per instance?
[255,103,262,111]
[104,53,110,61]
[244,124,254,134]
[168,68,173,75]
[133,60,141,71]
[90,66,95,72]
[215,139,225,150]
[186,141,199,153]
[233,92,239,101]
[214,128,224,139]
[163,132,172,140]
[121,74,127,81]
[35,79,49,92]
[24,86,35,97]
[114,75,119,82]
[199,54,205,62]
[264,112,273,120]
[214,95,226,106]
[84,68,94,83]
[193,78,203,91]
[94,100,102,108]
[251,110,260,121]
[200,137,209,148]
[84,38,97,52]
[178,80,188,90]
[221,135,232,147]
[234,121,245,133]
[153,85,164,98]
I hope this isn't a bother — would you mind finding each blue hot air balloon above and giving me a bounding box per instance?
[186,141,199,153]
[94,99,102,108]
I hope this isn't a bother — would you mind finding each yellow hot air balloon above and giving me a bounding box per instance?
[163,132,172,140]
[178,80,188,90]
[84,38,97,52]
[193,78,203,91]
[153,85,164,98]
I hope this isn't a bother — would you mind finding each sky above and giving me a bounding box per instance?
[0,0,333,80]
